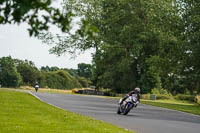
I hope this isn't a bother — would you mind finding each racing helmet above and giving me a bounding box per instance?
[135,87,140,92]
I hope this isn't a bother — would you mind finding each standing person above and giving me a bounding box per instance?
[34,82,39,92]
[120,87,141,106]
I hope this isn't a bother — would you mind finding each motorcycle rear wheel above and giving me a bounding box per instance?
[117,107,121,114]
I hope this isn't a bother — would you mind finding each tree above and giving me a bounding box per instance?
[64,68,78,77]
[77,77,91,88]
[0,56,22,87]
[77,63,92,79]
[39,0,194,94]
[50,66,60,71]
[81,0,184,93]
[15,59,39,85]
[45,70,82,89]
[41,66,60,72]
[41,66,51,72]
[181,0,200,93]
[0,0,72,36]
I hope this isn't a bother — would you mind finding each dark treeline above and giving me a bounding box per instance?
[0,56,92,89]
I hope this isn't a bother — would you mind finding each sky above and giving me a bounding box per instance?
[0,24,93,69]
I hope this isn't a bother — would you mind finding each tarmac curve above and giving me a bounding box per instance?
[31,92,200,133]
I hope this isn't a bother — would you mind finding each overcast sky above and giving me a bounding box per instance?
[0,24,93,69]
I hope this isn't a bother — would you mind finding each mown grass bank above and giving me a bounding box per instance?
[0,88,133,133]
[141,99,200,115]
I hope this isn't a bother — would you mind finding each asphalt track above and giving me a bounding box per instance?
[32,92,200,133]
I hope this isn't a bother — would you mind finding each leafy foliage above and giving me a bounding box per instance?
[0,0,72,36]
[81,0,184,93]
[0,57,22,87]
[39,0,191,94]
[195,95,200,105]
[179,0,200,94]
[77,63,92,79]
[77,77,91,88]
[45,70,81,89]
[0,56,91,89]
[175,94,195,102]
[15,59,39,85]
[61,0,199,95]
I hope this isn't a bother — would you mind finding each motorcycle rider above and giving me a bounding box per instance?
[34,82,39,92]
[120,87,141,107]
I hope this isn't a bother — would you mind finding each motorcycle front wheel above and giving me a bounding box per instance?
[123,104,132,115]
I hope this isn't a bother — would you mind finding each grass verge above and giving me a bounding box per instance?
[141,99,200,115]
[0,88,133,133]
[19,86,72,94]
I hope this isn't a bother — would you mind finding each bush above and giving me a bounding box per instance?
[142,94,171,100]
[156,94,171,100]
[0,57,22,87]
[151,88,160,94]
[195,95,200,105]
[45,70,82,89]
[109,92,116,97]
[141,94,150,100]
[150,88,172,100]
[175,94,195,102]
[77,77,91,87]
[151,88,171,95]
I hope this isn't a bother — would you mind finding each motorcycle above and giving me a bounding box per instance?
[117,94,138,115]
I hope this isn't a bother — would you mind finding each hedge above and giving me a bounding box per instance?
[175,94,195,102]
[156,94,171,100]
[195,95,200,105]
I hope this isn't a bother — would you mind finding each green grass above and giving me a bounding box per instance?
[141,99,200,115]
[19,86,72,94]
[0,88,133,133]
